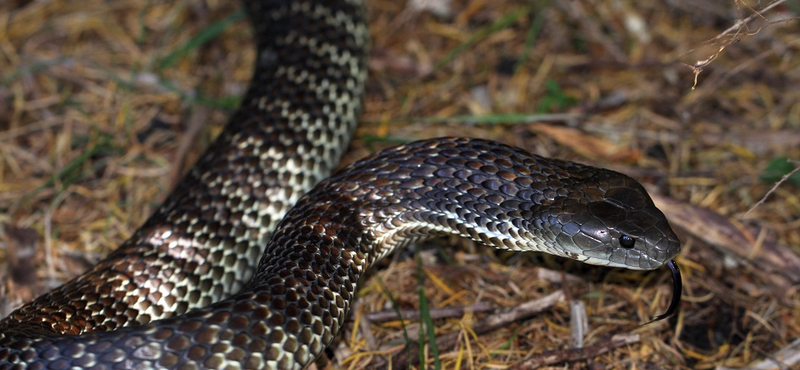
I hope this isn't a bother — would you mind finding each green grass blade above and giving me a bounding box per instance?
[515,5,548,75]
[416,252,442,370]
[435,9,527,71]
[157,9,246,71]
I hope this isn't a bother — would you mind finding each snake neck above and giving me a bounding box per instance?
[244,140,568,317]
[249,137,680,306]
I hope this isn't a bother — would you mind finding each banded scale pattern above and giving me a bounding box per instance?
[0,138,680,370]
[1,0,367,354]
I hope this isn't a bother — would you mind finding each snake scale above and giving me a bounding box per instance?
[0,0,682,369]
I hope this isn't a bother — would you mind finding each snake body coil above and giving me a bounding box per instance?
[0,0,681,369]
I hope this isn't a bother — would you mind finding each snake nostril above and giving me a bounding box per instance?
[619,235,636,248]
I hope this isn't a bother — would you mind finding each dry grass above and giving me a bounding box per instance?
[1,0,799,369]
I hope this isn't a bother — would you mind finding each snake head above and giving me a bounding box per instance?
[534,171,681,270]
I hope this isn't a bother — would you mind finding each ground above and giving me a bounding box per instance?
[1,0,799,369]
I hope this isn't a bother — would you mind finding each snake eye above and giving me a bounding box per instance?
[619,235,636,248]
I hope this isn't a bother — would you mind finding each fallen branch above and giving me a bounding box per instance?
[364,290,565,370]
[509,333,641,369]
[363,301,495,323]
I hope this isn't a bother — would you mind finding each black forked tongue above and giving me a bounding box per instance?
[644,259,682,325]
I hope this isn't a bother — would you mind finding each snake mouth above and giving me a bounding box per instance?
[645,259,682,325]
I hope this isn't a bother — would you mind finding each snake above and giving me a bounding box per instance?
[0,0,682,369]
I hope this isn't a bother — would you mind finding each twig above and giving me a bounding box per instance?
[569,300,587,349]
[715,0,787,41]
[355,301,379,351]
[685,0,796,89]
[363,301,495,323]
[509,333,641,369]
[365,290,565,370]
[715,337,800,370]
[742,159,800,220]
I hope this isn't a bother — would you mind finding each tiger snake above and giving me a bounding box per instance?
[0,0,682,369]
